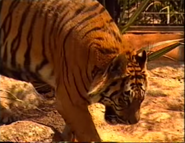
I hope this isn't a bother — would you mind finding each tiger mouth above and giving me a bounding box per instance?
[104,106,129,125]
[104,115,129,125]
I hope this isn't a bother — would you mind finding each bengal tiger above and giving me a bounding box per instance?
[0,0,148,142]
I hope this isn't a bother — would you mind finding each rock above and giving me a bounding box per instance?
[0,121,59,142]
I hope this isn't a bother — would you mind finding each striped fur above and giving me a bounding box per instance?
[0,0,148,141]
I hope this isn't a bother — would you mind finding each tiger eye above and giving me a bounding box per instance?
[110,81,117,86]
[118,98,124,104]
[124,91,130,95]
[104,87,110,93]
[111,90,119,96]
[137,83,142,87]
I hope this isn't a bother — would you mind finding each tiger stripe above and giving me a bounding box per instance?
[0,0,148,142]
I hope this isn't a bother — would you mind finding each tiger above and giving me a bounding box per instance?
[0,0,148,142]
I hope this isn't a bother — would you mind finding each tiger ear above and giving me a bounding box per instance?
[135,50,147,69]
[104,53,127,78]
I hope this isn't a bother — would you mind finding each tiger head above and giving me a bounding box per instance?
[88,50,148,125]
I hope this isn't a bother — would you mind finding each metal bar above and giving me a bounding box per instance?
[141,12,185,14]
[125,26,184,33]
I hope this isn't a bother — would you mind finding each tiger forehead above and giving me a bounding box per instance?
[127,62,142,72]
[125,52,142,69]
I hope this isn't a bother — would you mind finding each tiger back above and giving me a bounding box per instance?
[0,0,148,142]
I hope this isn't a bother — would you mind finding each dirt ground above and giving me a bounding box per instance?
[0,34,184,142]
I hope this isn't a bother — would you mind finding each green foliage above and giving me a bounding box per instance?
[118,0,184,26]
[120,0,150,33]
[137,38,184,62]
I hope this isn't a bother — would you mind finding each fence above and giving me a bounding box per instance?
[99,0,184,33]
[119,0,184,26]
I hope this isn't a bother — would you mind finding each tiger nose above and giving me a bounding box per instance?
[128,116,140,124]
[128,118,139,124]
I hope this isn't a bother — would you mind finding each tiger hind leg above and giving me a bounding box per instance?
[61,124,76,141]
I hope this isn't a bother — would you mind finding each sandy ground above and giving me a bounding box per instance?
[0,34,184,142]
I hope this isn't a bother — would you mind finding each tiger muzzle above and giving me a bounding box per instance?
[127,115,140,124]
[104,106,140,125]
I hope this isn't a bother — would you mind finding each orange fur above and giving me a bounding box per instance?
[0,0,148,141]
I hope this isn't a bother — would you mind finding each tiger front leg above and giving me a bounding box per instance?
[61,124,75,141]
[55,87,101,142]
